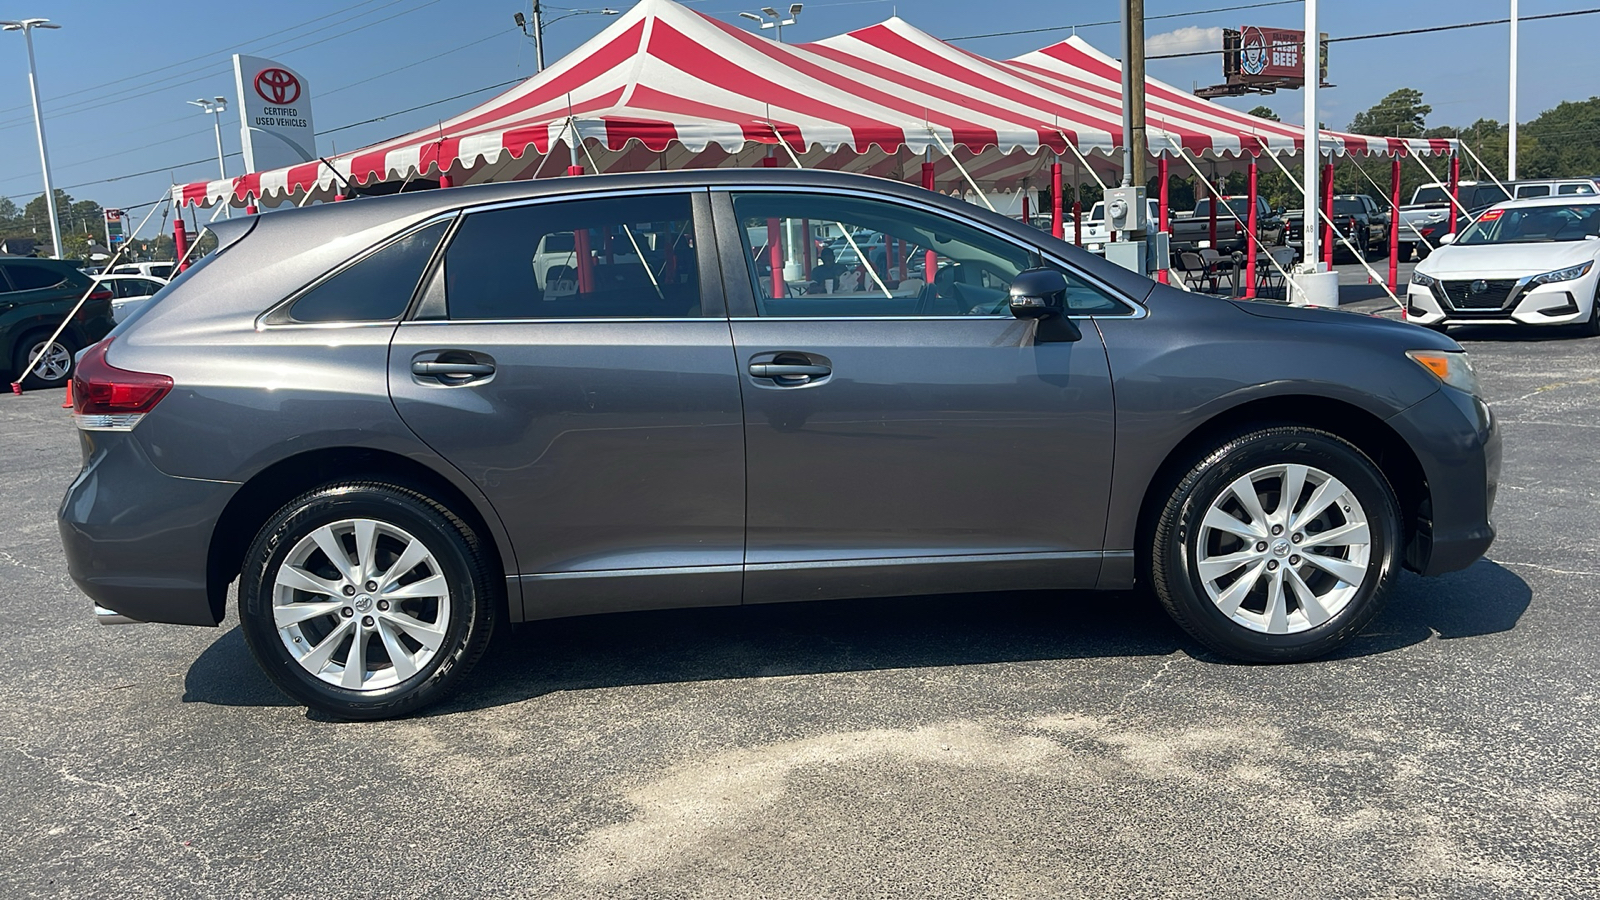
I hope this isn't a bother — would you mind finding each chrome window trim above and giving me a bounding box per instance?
[256,210,460,331]
[721,184,1147,321]
[454,184,709,215]
[397,317,716,326]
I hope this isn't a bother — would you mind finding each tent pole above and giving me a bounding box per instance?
[1050,156,1064,239]
[173,217,189,273]
[1073,161,1083,246]
[1157,155,1169,283]
[1244,160,1259,298]
[1207,169,1217,250]
[1321,160,1335,269]
[1389,155,1402,292]
[1447,152,1461,235]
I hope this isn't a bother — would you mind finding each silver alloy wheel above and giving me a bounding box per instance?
[1195,463,1372,635]
[27,339,71,382]
[272,518,452,691]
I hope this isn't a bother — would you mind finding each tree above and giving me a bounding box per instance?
[1521,97,1600,179]
[1348,88,1431,138]
[1248,105,1280,122]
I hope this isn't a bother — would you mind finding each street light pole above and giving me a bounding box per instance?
[1509,0,1519,180]
[3,18,64,259]
[1302,0,1320,274]
[740,5,803,43]
[190,97,231,218]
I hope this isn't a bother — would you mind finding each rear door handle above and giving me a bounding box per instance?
[748,363,831,379]
[412,361,496,378]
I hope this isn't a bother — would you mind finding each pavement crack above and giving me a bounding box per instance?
[1123,656,1177,700]
[1495,560,1600,578]
[2,737,217,884]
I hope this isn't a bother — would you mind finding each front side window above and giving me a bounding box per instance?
[443,193,700,320]
[288,219,450,323]
[730,192,1125,317]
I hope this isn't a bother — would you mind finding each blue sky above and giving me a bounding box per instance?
[0,0,1587,235]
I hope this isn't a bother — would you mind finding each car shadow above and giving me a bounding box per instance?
[181,559,1531,716]
[1446,324,1598,343]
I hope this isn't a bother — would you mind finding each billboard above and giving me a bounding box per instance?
[233,54,317,173]
[1238,26,1306,80]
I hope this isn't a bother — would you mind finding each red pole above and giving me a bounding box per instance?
[1245,160,1259,298]
[244,203,258,215]
[1447,153,1461,235]
[922,161,938,280]
[567,165,584,176]
[1322,160,1336,268]
[173,216,189,273]
[439,173,453,188]
[767,217,784,298]
[1207,175,1218,250]
[1021,193,1029,225]
[574,228,594,294]
[1157,156,1170,284]
[921,160,935,191]
[1050,161,1064,239]
[1389,155,1402,291]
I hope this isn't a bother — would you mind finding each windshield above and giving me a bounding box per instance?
[1457,204,1600,245]
[1413,187,1449,205]
[1192,198,1253,217]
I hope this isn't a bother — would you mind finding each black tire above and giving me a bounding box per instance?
[1416,244,1432,261]
[240,482,498,720]
[12,330,77,390]
[1150,427,1401,663]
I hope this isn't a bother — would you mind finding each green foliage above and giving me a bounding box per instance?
[1520,97,1600,179]
[1349,88,1432,138]
[1247,106,1280,123]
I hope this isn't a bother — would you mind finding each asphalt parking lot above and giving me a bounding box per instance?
[3,298,1597,898]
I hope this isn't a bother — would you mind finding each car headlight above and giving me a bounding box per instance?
[1528,261,1594,285]
[1407,350,1481,395]
[1411,271,1438,288]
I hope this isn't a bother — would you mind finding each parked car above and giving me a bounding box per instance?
[1171,196,1284,254]
[1,256,116,388]
[109,261,176,280]
[1287,195,1391,259]
[91,273,169,323]
[1406,196,1600,333]
[1394,180,1588,259]
[60,169,1498,719]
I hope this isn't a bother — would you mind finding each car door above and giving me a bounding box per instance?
[710,188,1122,605]
[388,189,746,620]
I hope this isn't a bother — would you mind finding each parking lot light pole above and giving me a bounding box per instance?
[3,18,64,259]
[189,97,231,219]
[1509,0,1519,180]
[740,5,802,42]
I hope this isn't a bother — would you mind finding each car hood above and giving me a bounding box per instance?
[1418,240,1599,277]
[1228,299,1458,350]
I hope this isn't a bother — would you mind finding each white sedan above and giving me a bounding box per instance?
[91,273,169,323]
[1406,197,1600,334]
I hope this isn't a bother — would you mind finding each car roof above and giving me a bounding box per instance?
[1489,195,1600,210]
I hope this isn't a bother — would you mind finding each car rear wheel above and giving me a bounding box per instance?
[239,482,497,719]
[13,333,76,389]
[1150,427,1401,663]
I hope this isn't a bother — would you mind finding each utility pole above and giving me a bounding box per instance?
[1121,0,1146,188]
[3,18,64,259]
[1509,0,1519,180]
[516,4,620,72]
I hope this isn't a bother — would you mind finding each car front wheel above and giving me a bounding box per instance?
[1150,427,1401,663]
[239,482,497,719]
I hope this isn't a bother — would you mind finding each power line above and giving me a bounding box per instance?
[1148,6,1600,59]
[944,0,1300,43]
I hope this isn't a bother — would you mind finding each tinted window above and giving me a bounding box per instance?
[731,192,1126,317]
[1518,185,1551,199]
[148,264,174,279]
[288,220,449,323]
[1559,183,1594,195]
[443,193,700,320]
[3,263,69,292]
[1413,187,1449,205]
[1333,199,1368,216]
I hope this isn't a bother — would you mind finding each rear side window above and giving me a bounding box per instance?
[1518,185,1551,199]
[441,193,700,320]
[1559,183,1594,195]
[287,219,450,323]
[3,263,69,292]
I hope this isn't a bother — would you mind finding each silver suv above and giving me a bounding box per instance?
[60,170,1499,719]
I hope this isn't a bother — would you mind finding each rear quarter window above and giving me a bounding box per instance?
[284,219,451,323]
[0,263,70,292]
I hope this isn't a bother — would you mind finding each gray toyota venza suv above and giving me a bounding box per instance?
[59,170,1498,719]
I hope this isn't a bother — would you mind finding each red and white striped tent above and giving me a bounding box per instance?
[176,0,1453,209]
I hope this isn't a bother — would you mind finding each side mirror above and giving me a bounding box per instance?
[1009,267,1082,342]
[1439,232,1457,246]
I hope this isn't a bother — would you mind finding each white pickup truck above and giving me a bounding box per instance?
[1078,199,1161,254]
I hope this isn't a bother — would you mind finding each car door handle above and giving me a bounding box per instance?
[412,361,495,377]
[748,363,831,379]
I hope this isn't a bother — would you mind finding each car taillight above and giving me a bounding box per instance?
[88,287,113,302]
[71,339,172,432]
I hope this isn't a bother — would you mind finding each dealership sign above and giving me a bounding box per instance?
[1238,26,1305,79]
[233,54,317,174]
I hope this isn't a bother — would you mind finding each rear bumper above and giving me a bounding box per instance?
[58,430,237,627]
[1387,386,1500,576]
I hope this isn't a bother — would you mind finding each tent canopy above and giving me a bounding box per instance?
[179,0,1453,209]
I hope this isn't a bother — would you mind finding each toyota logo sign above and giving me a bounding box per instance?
[254,67,301,105]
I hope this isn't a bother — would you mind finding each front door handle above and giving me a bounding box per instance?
[748,363,831,379]
[413,361,495,378]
